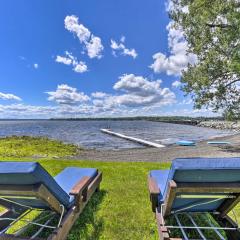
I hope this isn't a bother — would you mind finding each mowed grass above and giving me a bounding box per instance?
[0,136,240,239]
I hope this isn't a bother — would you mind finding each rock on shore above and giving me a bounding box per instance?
[198,121,240,131]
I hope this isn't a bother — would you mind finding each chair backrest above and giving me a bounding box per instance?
[164,158,240,214]
[0,162,70,212]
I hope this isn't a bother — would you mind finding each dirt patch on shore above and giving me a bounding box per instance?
[72,134,240,162]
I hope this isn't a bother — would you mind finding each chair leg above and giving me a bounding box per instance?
[48,207,78,240]
[156,208,171,240]
[150,193,159,212]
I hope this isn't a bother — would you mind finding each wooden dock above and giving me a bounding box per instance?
[100,128,165,148]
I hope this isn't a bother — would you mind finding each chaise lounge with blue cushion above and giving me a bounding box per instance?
[0,162,102,240]
[148,158,240,240]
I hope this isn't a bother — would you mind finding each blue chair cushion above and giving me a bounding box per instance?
[0,162,70,208]
[168,157,240,183]
[0,162,98,209]
[54,167,98,205]
[149,157,240,212]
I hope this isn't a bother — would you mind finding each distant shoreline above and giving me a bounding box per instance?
[0,115,222,121]
[0,116,220,127]
[49,116,219,124]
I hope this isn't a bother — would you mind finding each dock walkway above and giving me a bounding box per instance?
[100,128,165,148]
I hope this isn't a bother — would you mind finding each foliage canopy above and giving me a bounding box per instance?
[169,0,240,116]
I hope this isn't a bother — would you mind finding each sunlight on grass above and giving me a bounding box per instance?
[0,136,80,158]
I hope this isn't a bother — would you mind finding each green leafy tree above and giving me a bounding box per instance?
[169,0,240,116]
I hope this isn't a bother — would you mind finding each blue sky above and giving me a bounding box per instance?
[0,0,212,118]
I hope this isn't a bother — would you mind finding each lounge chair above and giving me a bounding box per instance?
[148,157,240,240]
[0,162,102,239]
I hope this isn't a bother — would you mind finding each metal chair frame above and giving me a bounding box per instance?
[148,176,240,240]
[0,171,102,240]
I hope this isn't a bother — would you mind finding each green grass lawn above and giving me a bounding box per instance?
[0,136,239,239]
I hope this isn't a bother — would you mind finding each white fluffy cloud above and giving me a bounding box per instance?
[0,92,22,101]
[150,21,197,76]
[86,36,104,59]
[110,37,137,59]
[73,62,88,73]
[46,84,90,105]
[64,15,91,42]
[33,63,39,69]
[0,104,54,115]
[91,92,109,98]
[91,74,175,110]
[0,79,217,118]
[0,102,217,118]
[64,15,104,59]
[56,55,72,65]
[55,52,87,73]
[112,74,175,107]
[172,80,181,88]
[0,104,96,118]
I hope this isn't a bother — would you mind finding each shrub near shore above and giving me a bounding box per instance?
[0,136,80,158]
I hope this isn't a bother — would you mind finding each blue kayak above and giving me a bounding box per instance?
[176,140,196,146]
[207,141,231,145]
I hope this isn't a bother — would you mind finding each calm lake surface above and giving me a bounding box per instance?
[0,120,233,150]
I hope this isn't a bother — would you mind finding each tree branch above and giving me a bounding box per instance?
[206,23,232,28]
[225,79,240,88]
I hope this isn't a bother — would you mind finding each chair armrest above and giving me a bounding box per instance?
[69,176,92,196]
[148,176,160,212]
[148,176,160,194]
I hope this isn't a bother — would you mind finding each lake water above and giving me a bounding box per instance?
[0,120,233,150]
